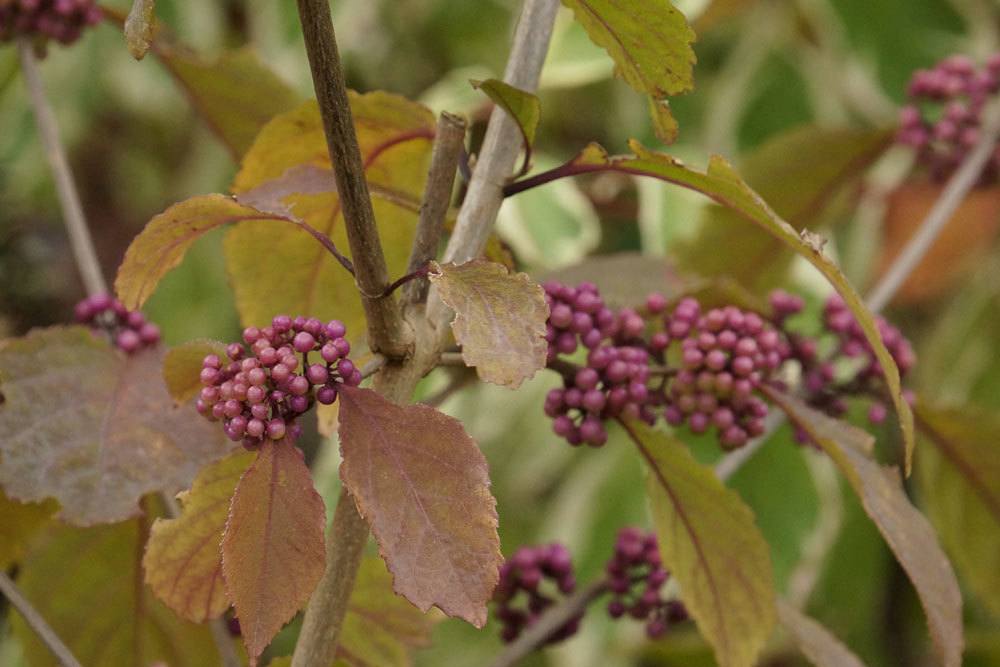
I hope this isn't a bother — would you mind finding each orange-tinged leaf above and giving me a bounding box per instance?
[163,338,228,404]
[12,520,217,667]
[226,94,435,334]
[0,490,57,569]
[222,438,326,665]
[765,388,963,667]
[777,600,866,667]
[144,450,255,622]
[622,418,776,667]
[430,259,548,389]
[525,141,915,473]
[0,326,232,526]
[337,386,501,627]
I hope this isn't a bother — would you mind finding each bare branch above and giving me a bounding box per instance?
[0,572,82,667]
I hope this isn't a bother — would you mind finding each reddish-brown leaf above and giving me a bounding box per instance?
[337,386,501,627]
[221,438,326,665]
[0,326,231,526]
[144,450,255,622]
[430,259,548,389]
[765,387,963,667]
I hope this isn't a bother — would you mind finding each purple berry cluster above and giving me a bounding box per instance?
[494,543,579,644]
[543,281,617,361]
[662,299,789,450]
[606,528,687,639]
[74,294,160,354]
[0,0,101,46]
[897,53,1000,183]
[196,315,362,449]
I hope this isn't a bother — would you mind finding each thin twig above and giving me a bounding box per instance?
[404,112,467,305]
[488,579,608,667]
[18,40,107,297]
[295,0,411,358]
[296,220,356,276]
[0,572,82,667]
[420,370,477,408]
[866,98,1000,313]
[439,351,466,367]
[376,263,431,299]
[360,354,387,380]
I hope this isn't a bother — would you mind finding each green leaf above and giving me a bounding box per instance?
[429,259,548,388]
[560,0,696,143]
[162,338,228,404]
[777,600,866,667]
[622,418,776,667]
[157,46,302,159]
[226,94,435,335]
[124,0,156,60]
[764,388,963,667]
[222,438,327,666]
[144,450,255,623]
[12,520,217,667]
[915,403,1000,617]
[471,78,540,159]
[0,326,232,526]
[338,555,436,667]
[0,490,57,570]
[337,386,501,627]
[521,141,915,472]
[674,126,894,290]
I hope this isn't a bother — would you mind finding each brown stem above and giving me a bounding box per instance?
[0,572,82,667]
[488,579,608,667]
[295,0,411,358]
[404,112,468,305]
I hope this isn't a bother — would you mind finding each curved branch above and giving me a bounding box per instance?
[0,572,82,667]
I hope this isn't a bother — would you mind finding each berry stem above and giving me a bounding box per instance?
[294,0,411,358]
[488,578,608,667]
[0,571,82,667]
[867,97,1000,313]
[18,39,107,297]
[403,112,468,305]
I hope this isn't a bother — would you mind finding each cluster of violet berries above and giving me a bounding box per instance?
[541,281,915,450]
[196,315,362,449]
[606,527,688,639]
[74,294,160,354]
[493,543,579,644]
[897,53,1000,183]
[493,529,688,645]
[0,0,102,46]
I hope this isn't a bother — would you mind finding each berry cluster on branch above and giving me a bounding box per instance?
[0,0,101,46]
[74,294,160,353]
[494,543,579,644]
[541,282,915,450]
[897,52,1000,183]
[196,315,361,449]
[606,527,687,638]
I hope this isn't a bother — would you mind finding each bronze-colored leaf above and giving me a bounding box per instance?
[777,600,866,667]
[221,438,326,665]
[622,418,776,667]
[338,386,501,627]
[430,259,548,388]
[765,388,963,667]
[144,450,255,622]
[0,326,232,526]
[163,338,228,404]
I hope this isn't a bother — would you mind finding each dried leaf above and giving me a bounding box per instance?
[622,418,776,667]
[144,450,255,622]
[561,0,696,143]
[338,555,437,667]
[12,520,217,667]
[777,600,866,667]
[124,0,156,60]
[430,259,548,389]
[471,78,540,150]
[916,403,1000,617]
[0,490,57,569]
[0,326,231,526]
[222,438,326,665]
[163,338,228,404]
[541,141,915,473]
[765,388,963,667]
[338,386,501,627]
[226,94,435,334]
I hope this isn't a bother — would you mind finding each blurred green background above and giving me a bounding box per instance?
[2,1,1000,666]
